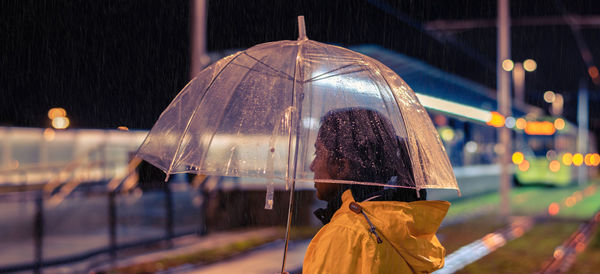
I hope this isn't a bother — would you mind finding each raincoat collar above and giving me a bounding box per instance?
[334,189,451,273]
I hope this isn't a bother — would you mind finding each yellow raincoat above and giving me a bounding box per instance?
[303,189,450,274]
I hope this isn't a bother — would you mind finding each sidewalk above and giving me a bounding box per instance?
[86,227,282,273]
[189,239,310,274]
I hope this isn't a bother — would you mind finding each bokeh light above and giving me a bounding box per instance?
[548,203,560,216]
[51,116,70,129]
[43,128,56,141]
[518,160,530,172]
[543,91,556,103]
[562,153,573,166]
[504,116,516,128]
[512,152,524,165]
[573,153,584,166]
[549,160,561,172]
[502,59,514,71]
[48,108,67,120]
[554,118,565,130]
[584,154,593,166]
[515,118,527,129]
[523,59,537,72]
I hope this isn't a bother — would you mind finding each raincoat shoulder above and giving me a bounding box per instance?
[303,190,450,274]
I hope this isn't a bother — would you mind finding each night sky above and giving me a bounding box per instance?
[1,0,599,137]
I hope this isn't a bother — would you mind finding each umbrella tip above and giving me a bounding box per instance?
[297,16,307,40]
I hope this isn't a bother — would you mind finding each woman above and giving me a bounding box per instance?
[303,108,450,274]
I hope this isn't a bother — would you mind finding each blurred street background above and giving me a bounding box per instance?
[1,0,600,273]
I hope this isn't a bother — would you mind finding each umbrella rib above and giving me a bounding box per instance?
[240,51,295,81]
[306,66,371,83]
[229,62,295,82]
[165,52,244,176]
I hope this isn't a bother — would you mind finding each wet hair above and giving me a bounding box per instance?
[317,107,426,202]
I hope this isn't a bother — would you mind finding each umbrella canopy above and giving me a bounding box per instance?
[136,17,459,201]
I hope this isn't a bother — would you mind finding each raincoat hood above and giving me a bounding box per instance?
[303,189,450,273]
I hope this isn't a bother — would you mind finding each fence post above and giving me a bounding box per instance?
[109,190,117,259]
[33,191,44,273]
[165,182,173,247]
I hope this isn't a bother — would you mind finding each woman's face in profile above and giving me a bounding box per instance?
[310,140,341,201]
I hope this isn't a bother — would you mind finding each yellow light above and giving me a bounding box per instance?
[512,152,524,165]
[51,116,70,129]
[562,153,573,166]
[585,154,593,166]
[48,108,67,120]
[544,91,556,103]
[118,126,129,131]
[549,160,561,172]
[440,127,455,141]
[573,153,584,166]
[518,160,530,172]
[523,59,537,72]
[502,59,514,71]
[43,128,56,141]
[515,118,527,129]
[554,118,565,130]
[487,111,506,127]
[524,121,556,135]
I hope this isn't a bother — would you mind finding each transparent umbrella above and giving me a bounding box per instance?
[136,16,459,272]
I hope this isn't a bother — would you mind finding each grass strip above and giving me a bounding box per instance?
[570,223,600,274]
[455,220,578,274]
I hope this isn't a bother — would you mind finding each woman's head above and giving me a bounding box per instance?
[310,108,419,201]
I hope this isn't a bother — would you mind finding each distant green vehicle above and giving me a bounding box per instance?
[513,123,575,186]
[514,154,572,186]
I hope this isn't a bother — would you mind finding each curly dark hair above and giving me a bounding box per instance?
[317,108,426,201]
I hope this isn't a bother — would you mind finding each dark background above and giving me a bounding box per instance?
[1,0,599,138]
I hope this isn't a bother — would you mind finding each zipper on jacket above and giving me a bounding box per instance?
[349,202,383,244]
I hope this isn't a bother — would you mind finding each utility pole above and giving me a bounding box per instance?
[577,79,589,185]
[497,0,512,219]
[190,0,210,79]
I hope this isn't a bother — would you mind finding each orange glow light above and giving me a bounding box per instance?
[584,154,593,166]
[588,66,599,78]
[487,111,506,127]
[562,153,573,166]
[593,153,600,166]
[118,126,129,131]
[512,152,524,165]
[515,118,527,129]
[43,128,56,141]
[549,160,561,172]
[518,160,530,172]
[48,108,67,120]
[554,118,565,130]
[573,153,584,166]
[524,121,556,135]
[548,203,560,215]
